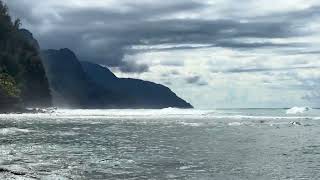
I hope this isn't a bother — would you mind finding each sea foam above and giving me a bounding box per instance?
[0,108,319,121]
[0,128,31,135]
[286,107,310,115]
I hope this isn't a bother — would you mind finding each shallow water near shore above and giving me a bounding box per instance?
[0,108,320,179]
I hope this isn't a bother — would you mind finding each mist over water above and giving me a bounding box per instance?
[1,108,320,179]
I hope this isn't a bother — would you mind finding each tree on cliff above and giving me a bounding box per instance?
[0,0,52,109]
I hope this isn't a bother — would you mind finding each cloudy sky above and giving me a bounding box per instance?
[4,0,320,108]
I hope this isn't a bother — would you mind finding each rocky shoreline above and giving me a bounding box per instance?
[0,107,57,114]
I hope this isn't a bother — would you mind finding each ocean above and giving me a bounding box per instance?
[0,107,320,179]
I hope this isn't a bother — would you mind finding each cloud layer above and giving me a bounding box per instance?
[4,0,320,107]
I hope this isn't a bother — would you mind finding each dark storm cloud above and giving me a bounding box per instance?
[118,61,149,73]
[3,0,319,73]
[2,0,40,25]
[130,41,302,53]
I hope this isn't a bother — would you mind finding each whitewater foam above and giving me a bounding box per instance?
[0,128,32,135]
[179,122,203,127]
[0,108,319,121]
[286,107,310,115]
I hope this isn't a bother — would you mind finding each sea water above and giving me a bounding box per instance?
[0,108,320,179]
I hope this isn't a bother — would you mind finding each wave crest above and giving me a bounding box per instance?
[286,107,311,115]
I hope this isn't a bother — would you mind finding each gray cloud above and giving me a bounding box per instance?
[186,76,200,83]
[185,76,208,86]
[4,0,317,73]
[254,5,320,24]
[303,91,320,103]
[170,70,180,75]
[292,73,320,106]
[285,50,320,55]
[221,66,320,74]
[118,61,149,73]
[161,70,181,78]
[4,0,207,72]
[163,81,172,86]
[160,60,184,67]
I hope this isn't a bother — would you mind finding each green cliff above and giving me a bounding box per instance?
[0,1,51,111]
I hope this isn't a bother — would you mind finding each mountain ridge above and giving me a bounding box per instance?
[81,61,193,109]
[41,49,193,109]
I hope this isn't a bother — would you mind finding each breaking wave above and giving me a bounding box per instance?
[286,107,311,115]
[0,108,319,121]
[0,128,32,135]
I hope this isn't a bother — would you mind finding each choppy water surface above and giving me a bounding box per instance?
[0,108,320,179]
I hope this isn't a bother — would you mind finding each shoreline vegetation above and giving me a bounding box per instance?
[0,1,192,113]
[0,1,51,113]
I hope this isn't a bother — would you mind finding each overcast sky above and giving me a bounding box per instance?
[4,0,320,108]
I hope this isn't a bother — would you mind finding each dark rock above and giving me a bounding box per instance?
[18,29,40,50]
[41,49,90,108]
[41,48,193,109]
[82,61,193,109]
[0,167,26,176]
[289,121,302,126]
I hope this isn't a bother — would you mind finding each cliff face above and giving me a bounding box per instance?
[116,78,193,109]
[81,62,193,109]
[19,29,40,50]
[0,2,51,111]
[40,49,131,108]
[41,49,90,108]
[18,29,52,108]
[41,48,192,109]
